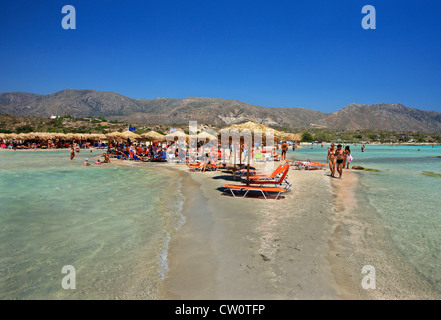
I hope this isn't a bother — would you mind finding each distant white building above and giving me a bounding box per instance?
[50,115,58,119]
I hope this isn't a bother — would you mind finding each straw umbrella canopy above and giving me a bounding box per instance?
[166,130,188,142]
[105,131,122,140]
[220,121,284,144]
[219,121,284,182]
[46,132,66,140]
[29,132,51,140]
[120,131,141,142]
[195,131,218,141]
[141,131,167,142]
[64,133,77,141]
[0,133,5,140]
[5,133,18,139]
[16,133,30,140]
[90,133,107,141]
[282,132,302,142]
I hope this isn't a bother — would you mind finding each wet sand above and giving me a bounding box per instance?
[160,162,440,299]
[162,164,344,299]
[328,170,440,299]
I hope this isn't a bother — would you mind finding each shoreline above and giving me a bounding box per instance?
[161,163,344,299]
[3,149,439,299]
[327,170,440,299]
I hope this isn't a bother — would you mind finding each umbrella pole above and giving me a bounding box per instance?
[246,144,251,186]
[233,144,237,180]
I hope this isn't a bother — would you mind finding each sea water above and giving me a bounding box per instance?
[0,150,184,299]
[290,144,441,294]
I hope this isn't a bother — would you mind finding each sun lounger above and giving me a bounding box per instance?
[246,164,292,191]
[129,150,141,161]
[242,164,285,180]
[288,160,326,170]
[222,184,287,199]
[238,168,263,176]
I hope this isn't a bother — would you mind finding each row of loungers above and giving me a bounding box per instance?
[222,163,292,200]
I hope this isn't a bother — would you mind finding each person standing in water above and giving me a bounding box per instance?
[361,145,365,152]
[70,146,75,160]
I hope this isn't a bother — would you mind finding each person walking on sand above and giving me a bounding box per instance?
[335,144,345,178]
[327,143,337,177]
[281,141,288,160]
[344,145,352,169]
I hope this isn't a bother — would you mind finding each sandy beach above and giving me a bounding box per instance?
[157,161,440,300]
[2,149,440,299]
[161,163,344,299]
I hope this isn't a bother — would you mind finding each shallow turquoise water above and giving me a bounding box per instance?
[290,144,441,293]
[0,151,184,299]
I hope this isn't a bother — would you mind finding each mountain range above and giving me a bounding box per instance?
[1,89,441,133]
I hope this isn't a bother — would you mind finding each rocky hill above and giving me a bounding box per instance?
[1,89,441,133]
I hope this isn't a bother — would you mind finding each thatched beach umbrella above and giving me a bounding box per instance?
[120,131,141,141]
[105,131,121,140]
[29,132,50,140]
[166,130,188,142]
[282,132,302,142]
[220,121,285,147]
[64,133,77,141]
[195,131,218,141]
[141,131,167,142]
[48,132,66,140]
[220,121,283,182]
[91,133,107,141]
[17,133,30,140]
[5,133,18,140]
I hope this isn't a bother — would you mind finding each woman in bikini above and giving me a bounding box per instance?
[344,146,352,169]
[327,143,337,177]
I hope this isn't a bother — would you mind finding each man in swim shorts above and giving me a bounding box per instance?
[281,141,288,160]
[335,144,345,179]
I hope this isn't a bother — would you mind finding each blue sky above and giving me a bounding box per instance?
[1,0,441,113]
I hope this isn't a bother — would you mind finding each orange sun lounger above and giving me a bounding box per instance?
[222,184,287,200]
[245,164,291,190]
[286,160,326,170]
[243,164,286,180]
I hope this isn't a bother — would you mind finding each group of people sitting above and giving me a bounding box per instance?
[107,143,167,162]
[1,138,104,150]
[83,153,111,166]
